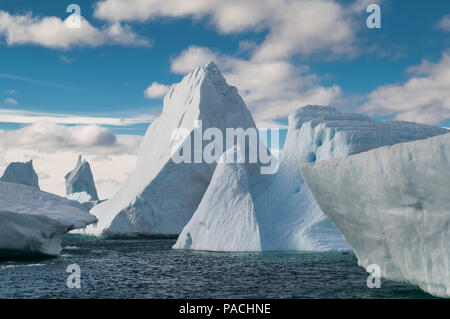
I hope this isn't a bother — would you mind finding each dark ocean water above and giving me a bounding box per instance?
[0,237,434,299]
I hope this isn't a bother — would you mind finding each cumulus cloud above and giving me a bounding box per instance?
[170,46,341,122]
[436,14,450,32]
[3,98,18,105]
[170,46,219,74]
[144,82,171,98]
[0,122,141,154]
[361,52,450,125]
[0,123,142,198]
[0,10,149,49]
[94,0,357,58]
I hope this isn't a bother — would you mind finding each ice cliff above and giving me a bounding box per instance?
[301,133,450,298]
[0,181,97,257]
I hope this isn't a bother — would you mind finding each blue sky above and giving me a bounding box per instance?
[1,0,449,197]
[1,0,450,135]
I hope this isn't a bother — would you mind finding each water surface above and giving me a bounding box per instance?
[0,237,433,299]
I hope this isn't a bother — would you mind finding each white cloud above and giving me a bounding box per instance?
[170,46,341,121]
[3,89,17,94]
[0,10,149,49]
[3,98,18,105]
[361,52,450,125]
[0,123,142,198]
[0,122,141,154]
[170,46,219,74]
[436,14,450,32]
[144,82,171,98]
[94,0,358,58]
[0,108,155,126]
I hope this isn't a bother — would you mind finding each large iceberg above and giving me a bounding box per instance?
[86,62,267,237]
[173,147,261,251]
[300,133,450,298]
[0,160,40,189]
[65,155,99,201]
[175,105,448,251]
[0,181,97,257]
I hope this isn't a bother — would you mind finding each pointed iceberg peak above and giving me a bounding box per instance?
[0,160,40,189]
[65,155,99,201]
[205,61,220,72]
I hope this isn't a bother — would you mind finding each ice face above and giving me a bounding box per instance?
[301,133,450,298]
[173,147,261,252]
[174,105,448,252]
[0,181,97,257]
[253,105,448,251]
[0,160,40,189]
[86,62,264,237]
[65,155,99,201]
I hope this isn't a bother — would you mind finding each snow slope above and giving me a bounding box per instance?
[86,62,264,237]
[173,147,261,251]
[175,105,448,251]
[0,160,40,189]
[65,155,99,201]
[300,133,450,298]
[0,181,97,257]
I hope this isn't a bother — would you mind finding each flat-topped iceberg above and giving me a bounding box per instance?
[301,133,450,298]
[0,160,40,189]
[0,181,97,257]
[175,105,448,251]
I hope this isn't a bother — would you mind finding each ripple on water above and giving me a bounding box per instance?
[0,238,436,299]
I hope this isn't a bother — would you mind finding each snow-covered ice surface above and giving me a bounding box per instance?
[301,133,450,298]
[65,155,99,201]
[67,191,92,204]
[176,105,448,251]
[0,160,40,189]
[173,147,261,251]
[86,62,264,237]
[0,181,97,257]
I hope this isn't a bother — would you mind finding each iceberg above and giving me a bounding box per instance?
[300,133,450,298]
[86,62,264,237]
[0,160,40,189]
[173,147,261,252]
[0,181,97,257]
[65,155,99,201]
[175,105,448,251]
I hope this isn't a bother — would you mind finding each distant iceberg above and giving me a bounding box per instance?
[301,133,450,298]
[0,160,40,189]
[175,105,448,251]
[0,181,97,258]
[65,155,99,201]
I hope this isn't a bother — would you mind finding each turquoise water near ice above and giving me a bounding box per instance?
[0,237,434,299]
